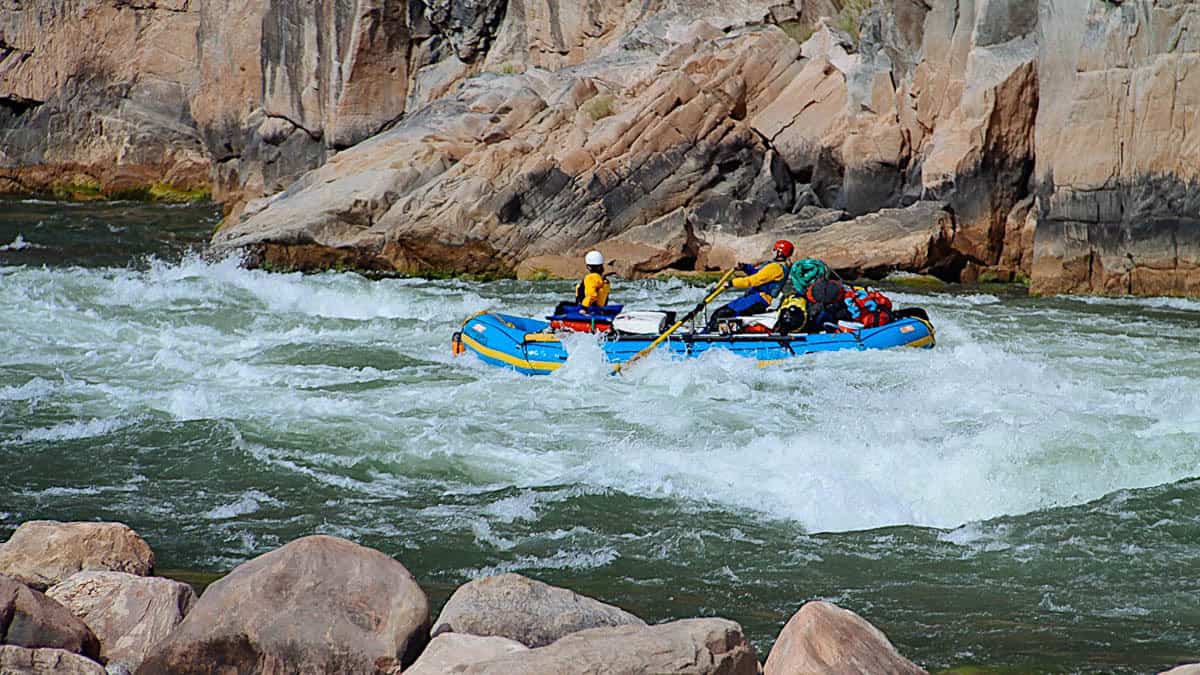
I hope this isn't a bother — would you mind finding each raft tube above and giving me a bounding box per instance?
[453,312,935,376]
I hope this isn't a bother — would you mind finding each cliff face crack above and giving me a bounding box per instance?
[118,1,193,14]
[0,95,44,117]
[264,113,323,142]
[769,82,835,146]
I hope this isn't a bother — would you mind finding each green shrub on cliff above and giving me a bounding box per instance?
[51,179,104,201]
[778,20,817,45]
[582,94,616,121]
[50,179,210,203]
[147,182,212,203]
[833,0,871,44]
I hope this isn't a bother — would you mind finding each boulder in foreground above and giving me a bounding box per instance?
[401,633,527,675]
[137,535,429,675]
[458,617,757,675]
[47,571,196,672]
[0,521,154,591]
[432,573,645,647]
[764,601,926,675]
[0,645,105,675]
[0,575,100,661]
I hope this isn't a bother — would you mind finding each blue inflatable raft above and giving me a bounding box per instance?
[453,311,935,376]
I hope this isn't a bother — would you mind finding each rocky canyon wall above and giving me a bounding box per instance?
[1,0,1197,296]
[1031,0,1199,295]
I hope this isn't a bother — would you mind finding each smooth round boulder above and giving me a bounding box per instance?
[455,617,758,675]
[0,645,106,675]
[136,535,429,675]
[47,571,196,672]
[0,522,154,591]
[0,575,101,660]
[402,633,527,675]
[763,601,926,675]
[431,573,645,647]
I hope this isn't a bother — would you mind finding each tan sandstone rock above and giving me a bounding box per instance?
[212,25,806,277]
[46,571,196,672]
[0,0,208,196]
[0,522,154,591]
[1030,0,1200,296]
[136,535,429,675]
[401,633,527,675]
[0,645,105,675]
[704,201,958,281]
[0,575,100,661]
[763,601,926,675]
[457,618,758,675]
[431,573,644,648]
[1161,665,1200,675]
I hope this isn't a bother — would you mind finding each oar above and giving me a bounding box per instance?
[613,268,737,374]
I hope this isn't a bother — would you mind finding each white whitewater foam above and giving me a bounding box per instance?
[3,258,1198,535]
[203,489,281,520]
[0,234,37,251]
[19,417,134,442]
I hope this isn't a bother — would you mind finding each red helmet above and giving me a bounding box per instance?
[773,239,795,258]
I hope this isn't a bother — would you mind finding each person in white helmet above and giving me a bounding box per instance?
[575,250,612,310]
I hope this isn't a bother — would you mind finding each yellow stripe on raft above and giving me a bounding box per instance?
[523,333,562,343]
[906,335,935,349]
[908,318,936,348]
[460,333,562,372]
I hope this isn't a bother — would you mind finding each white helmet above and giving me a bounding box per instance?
[585,250,604,266]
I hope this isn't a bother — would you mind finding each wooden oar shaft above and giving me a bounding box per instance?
[613,268,736,374]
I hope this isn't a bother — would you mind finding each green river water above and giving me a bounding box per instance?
[1,199,1198,673]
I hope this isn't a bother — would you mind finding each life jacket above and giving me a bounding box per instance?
[742,261,790,303]
[575,272,610,307]
[839,285,893,327]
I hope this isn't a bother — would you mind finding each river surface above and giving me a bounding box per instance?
[1,199,1198,673]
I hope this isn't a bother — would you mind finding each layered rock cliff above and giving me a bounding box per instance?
[1,0,1197,295]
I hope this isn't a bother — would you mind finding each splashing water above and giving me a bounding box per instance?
[1,200,1198,673]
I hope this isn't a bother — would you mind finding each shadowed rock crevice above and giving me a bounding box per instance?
[1032,173,1200,296]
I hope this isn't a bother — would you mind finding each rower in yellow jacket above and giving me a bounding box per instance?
[707,239,794,331]
[575,250,611,310]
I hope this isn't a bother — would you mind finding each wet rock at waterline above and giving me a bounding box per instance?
[431,573,645,647]
[136,535,429,675]
[211,25,803,278]
[401,633,528,675]
[452,618,759,675]
[46,571,196,672]
[0,576,101,661]
[0,521,154,591]
[1030,1,1200,296]
[763,601,926,675]
[0,645,106,675]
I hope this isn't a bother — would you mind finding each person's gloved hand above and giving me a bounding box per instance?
[737,262,756,275]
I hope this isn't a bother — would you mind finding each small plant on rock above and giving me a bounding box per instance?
[833,0,872,45]
[778,19,817,44]
[581,94,616,121]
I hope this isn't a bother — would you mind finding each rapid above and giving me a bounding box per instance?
[1,199,1198,673]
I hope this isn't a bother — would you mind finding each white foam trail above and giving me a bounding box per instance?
[0,234,38,251]
[3,258,1198,534]
[203,490,280,520]
[19,417,134,442]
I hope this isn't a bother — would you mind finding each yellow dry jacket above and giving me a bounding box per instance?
[575,272,611,308]
[731,261,787,305]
